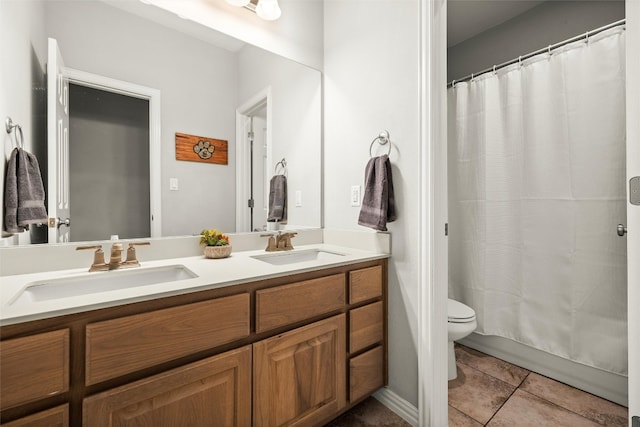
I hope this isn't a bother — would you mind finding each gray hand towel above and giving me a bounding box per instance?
[267,174,287,223]
[358,154,396,231]
[4,148,48,233]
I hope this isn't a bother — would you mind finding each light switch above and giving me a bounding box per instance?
[295,190,302,207]
[169,178,179,191]
[351,185,361,207]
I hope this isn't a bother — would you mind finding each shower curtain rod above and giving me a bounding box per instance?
[447,18,626,88]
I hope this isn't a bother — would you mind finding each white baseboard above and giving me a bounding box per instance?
[460,333,628,407]
[373,387,419,426]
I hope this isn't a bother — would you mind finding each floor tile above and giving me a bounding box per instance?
[448,362,516,424]
[520,373,628,426]
[455,344,530,387]
[487,389,602,427]
[448,405,483,427]
[325,397,412,427]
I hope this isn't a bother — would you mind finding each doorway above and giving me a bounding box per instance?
[235,87,272,233]
[68,84,150,241]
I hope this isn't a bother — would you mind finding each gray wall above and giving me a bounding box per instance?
[69,85,150,241]
[448,0,625,82]
[324,0,421,407]
[0,0,47,246]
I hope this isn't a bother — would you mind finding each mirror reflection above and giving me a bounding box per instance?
[2,0,321,245]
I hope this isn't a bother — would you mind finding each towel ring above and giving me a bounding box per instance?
[369,130,391,158]
[274,158,287,176]
[5,116,23,149]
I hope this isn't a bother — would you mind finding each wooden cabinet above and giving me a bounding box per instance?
[349,266,382,304]
[0,329,69,409]
[256,274,345,333]
[2,405,68,427]
[83,346,252,427]
[1,259,386,427]
[349,301,383,353]
[86,293,250,385]
[349,346,384,402]
[253,315,346,427]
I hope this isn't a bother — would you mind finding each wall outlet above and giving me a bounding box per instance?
[295,190,302,207]
[350,185,361,207]
[169,178,179,191]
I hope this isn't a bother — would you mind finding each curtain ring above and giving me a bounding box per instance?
[585,31,590,44]
[470,73,474,82]
[451,79,456,88]
[518,55,523,67]
[547,45,552,56]
[492,65,497,75]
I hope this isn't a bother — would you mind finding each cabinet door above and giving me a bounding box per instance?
[253,314,346,427]
[83,346,251,427]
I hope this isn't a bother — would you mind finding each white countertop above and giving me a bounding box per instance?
[0,244,388,326]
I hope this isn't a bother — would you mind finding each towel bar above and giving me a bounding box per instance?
[369,130,391,158]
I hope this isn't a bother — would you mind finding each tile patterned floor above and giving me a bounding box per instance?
[449,344,629,427]
[326,397,412,427]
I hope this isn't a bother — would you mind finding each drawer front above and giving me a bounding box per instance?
[2,404,69,427]
[86,293,250,385]
[349,346,384,403]
[349,301,383,353]
[256,274,345,333]
[0,329,69,409]
[349,266,382,304]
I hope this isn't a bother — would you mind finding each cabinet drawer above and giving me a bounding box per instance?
[349,301,383,353]
[2,404,69,427]
[84,346,252,427]
[256,274,345,333]
[349,346,384,403]
[0,329,69,409]
[86,293,250,385]
[349,266,382,304]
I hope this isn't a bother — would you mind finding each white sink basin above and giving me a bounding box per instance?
[251,249,345,265]
[10,265,198,305]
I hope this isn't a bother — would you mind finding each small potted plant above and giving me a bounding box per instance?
[200,229,232,259]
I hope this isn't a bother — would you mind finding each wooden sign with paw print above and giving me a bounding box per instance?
[175,132,228,165]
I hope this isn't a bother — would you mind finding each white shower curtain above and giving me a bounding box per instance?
[448,27,627,375]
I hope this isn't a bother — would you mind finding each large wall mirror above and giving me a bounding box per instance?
[2,0,321,245]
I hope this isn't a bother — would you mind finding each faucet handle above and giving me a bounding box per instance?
[260,233,277,251]
[76,245,107,272]
[124,241,150,266]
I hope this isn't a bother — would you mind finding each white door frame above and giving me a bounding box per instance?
[419,0,448,426]
[626,0,640,423]
[235,86,272,233]
[63,67,162,238]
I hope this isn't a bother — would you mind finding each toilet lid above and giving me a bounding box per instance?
[448,299,476,322]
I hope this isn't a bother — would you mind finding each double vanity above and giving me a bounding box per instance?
[0,231,389,427]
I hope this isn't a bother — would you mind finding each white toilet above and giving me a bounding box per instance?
[447,298,477,380]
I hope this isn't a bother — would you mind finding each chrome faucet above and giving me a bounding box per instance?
[77,242,150,272]
[260,231,297,252]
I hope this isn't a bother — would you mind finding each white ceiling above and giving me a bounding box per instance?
[448,0,545,47]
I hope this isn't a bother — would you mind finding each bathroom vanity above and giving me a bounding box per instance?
[0,246,388,427]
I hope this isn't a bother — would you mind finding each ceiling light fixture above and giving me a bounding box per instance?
[225,0,281,21]
[255,0,281,21]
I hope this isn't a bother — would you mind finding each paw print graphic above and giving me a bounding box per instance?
[193,140,215,160]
